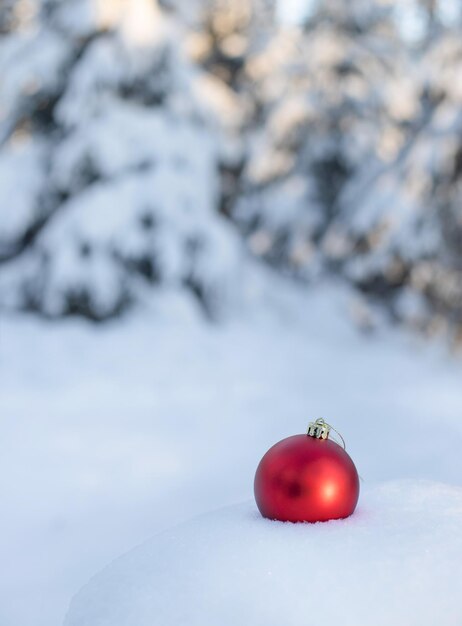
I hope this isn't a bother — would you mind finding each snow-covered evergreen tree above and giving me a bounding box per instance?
[232,0,411,273]
[0,0,246,320]
[230,0,462,337]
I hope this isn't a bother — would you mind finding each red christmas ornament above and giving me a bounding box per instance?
[254,419,359,523]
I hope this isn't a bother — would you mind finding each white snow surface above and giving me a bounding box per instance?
[65,481,462,626]
[1,281,462,626]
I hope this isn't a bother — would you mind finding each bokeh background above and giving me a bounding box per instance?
[1,1,462,625]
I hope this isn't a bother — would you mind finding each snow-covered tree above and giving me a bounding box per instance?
[232,0,411,273]
[229,0,462,337]
[0,0,246,320]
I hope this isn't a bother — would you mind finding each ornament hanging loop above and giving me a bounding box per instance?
[307,418,346,450]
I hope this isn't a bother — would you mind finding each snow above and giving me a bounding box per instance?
[1,282,462,626]
[0,28,70,122]
[64,481,462,626]
[0,136,47,246]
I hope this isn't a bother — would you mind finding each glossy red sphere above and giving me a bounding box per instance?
[254,434,359,523]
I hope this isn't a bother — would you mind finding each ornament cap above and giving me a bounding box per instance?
[307,418,346,449]
[307,418,330,440]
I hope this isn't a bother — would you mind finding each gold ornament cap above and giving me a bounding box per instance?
[307,418,346,449]
[307,418,330,440]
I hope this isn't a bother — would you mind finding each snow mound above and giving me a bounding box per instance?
[65,480,462,626]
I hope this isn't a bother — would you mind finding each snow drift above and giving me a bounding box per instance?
[64,480,462,626]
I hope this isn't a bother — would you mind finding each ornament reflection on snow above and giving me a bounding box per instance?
[254,419,359,523]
